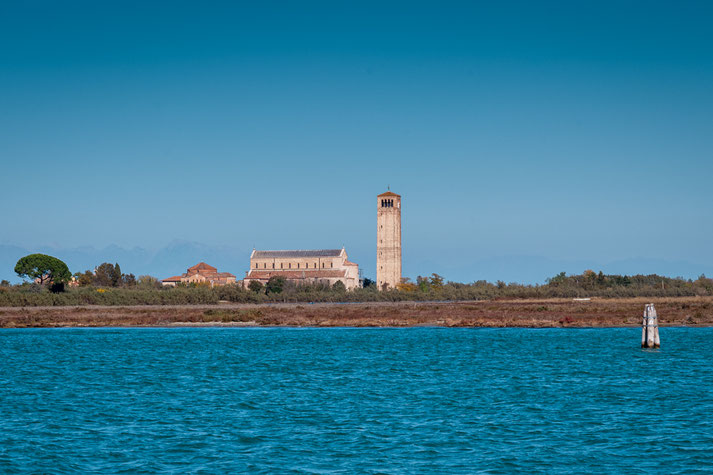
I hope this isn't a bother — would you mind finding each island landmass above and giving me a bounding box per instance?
[1,297,712,328]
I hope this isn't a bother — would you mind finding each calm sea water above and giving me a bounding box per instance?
[1,327,712,473]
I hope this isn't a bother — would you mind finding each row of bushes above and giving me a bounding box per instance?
[1,271,712,306]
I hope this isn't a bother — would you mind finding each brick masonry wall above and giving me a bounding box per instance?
[377,193,402,290]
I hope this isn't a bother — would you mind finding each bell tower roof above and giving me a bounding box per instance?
[378,191,400,198]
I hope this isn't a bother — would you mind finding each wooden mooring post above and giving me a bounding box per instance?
[641,303,661,349]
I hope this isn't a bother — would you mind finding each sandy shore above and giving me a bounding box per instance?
[1,297,712,328]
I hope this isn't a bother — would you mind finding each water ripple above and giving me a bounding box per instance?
[1,327,713,472]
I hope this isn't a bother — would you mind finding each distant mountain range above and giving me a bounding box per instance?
[1,242,709,285]
[0,241,251,283]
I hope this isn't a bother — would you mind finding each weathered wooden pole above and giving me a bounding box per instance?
[653,304,661,348]
[641,303,660,349]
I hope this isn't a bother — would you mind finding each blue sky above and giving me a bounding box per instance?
[1,1,712,283]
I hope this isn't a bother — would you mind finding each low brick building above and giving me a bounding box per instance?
[243,248,360,290]
[162,262,236,287]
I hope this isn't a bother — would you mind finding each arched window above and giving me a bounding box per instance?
[255,263,258,269]
[289,263,291,269]
[280,263,283,269]
[322,262,325,268]
[331,262,333,268]
[272,263,275,269]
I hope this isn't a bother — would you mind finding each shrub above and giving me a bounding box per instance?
[248,280,264,293]
[266,276,286,295]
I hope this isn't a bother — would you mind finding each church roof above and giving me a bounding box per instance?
[378,191,400,197]
[252,249,343,258]
[188,262,217,272]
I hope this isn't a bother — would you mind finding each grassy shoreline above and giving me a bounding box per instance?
[2,271,712,307]
[1,297,712,328]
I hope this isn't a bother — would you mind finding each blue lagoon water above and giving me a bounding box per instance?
[1,327,712,473]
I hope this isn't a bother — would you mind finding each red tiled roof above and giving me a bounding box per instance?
[378,191,400,197]
[188,262,218,272]
[343,260,358,266]
[164,263,235,282]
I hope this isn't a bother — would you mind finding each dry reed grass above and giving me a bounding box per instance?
[1,297,712,328]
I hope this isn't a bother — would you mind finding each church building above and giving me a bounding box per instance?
[161,262,237,287]
[243,248,360,290]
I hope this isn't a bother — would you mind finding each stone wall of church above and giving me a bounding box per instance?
[244,250,360,290]
[249,256,342,271]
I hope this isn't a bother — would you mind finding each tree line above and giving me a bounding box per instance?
[2,254,712,306]
[73,262,162,288]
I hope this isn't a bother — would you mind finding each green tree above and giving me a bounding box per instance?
[94,263,115,287]
[695,274,713,292]
[0,279,10,287]
[14,254,71,286]
[362,278,375,288]
[546,272,567,286]
[74,271,94,287]
[123,273,136,287]
[137,275,160,288]
[112,263,122,287]
[248,280,264,293]
[397,277,418,292]
[332,280,346,292]
[265,276,285,294]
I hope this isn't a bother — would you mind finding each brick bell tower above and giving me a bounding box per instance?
[377,190,402,290]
